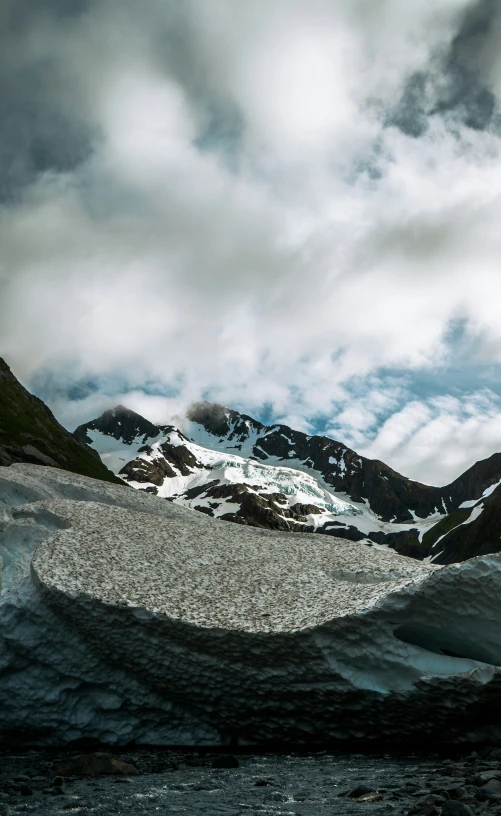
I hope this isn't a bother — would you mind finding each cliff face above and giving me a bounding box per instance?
[0,358,121,484]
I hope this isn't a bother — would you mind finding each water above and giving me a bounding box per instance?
[0,748,451,815]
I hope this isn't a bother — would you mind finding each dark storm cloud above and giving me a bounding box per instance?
[389,0,501,137]
[0,0,96,202]
[435,0,500,129]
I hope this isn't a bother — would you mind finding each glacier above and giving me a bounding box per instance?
[87,424,440,543]
[86,425,363,522]
[1,463,501,746]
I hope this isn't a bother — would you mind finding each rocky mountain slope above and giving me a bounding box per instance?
[0,358,120,484]
[75,402,501,563]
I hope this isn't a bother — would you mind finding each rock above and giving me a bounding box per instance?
[414,795,447,806]
[446,787,467,800]
[444,766,466,778]
[440,801,474,815]
[358,791,384,802]
[473,770,501,785]
[53,776,63,787]
[211,755,239,769]
[347,784,376,799]
[431,788,450,798]
[19,786,32,796]
[54,753,138,777]
[408,804,441,815]
[478,778,501,800]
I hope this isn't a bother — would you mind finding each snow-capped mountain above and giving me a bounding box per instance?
[74,407,365,535]
[74,401,501,564]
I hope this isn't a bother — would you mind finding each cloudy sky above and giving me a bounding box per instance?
[2,0,501,486]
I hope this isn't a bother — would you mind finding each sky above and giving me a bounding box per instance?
[2,0,501,486]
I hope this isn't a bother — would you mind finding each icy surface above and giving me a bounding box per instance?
[134,432,361,521]
[2,464,501,746]
[32,499,432,632]
[94,423,445,543]
[85,428,164,475]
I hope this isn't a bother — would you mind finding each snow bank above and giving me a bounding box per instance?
[2,464,501,745]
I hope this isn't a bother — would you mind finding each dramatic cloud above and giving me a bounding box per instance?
[2,0,501,483]
[380,395,501,484]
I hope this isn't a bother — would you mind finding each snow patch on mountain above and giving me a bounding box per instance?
[459,478,501,508]
[185,418,262,459]
[125,430,362,523]
[85,428,165,474]
[461,503,485,526]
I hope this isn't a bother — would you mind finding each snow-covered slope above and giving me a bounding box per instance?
[75,403,501,564]
[76,407,439,548]
[4,462,501,746]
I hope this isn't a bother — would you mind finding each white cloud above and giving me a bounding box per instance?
[356,391,501,485]
[2,0,501,482]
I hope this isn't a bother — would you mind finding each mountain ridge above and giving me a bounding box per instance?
[74,400,501,563]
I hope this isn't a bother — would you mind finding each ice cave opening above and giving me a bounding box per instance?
[394,622,501,667]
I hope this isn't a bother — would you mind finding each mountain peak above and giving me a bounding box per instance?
[187,400,265,442]
[75,405,166,447]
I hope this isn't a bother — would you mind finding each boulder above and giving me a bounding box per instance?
[358,791,384,802]
[346,784,376,799]
[472,770,501,785]
[441,801,474,815]
[478,778,501,798]
[54,753,138,777]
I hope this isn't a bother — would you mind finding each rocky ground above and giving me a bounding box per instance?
[1,747,501,815]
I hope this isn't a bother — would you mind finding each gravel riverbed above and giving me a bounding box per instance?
[1,747,501,815]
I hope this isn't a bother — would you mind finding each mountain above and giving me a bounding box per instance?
[75,401,501,563]
[0,357,121,484]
